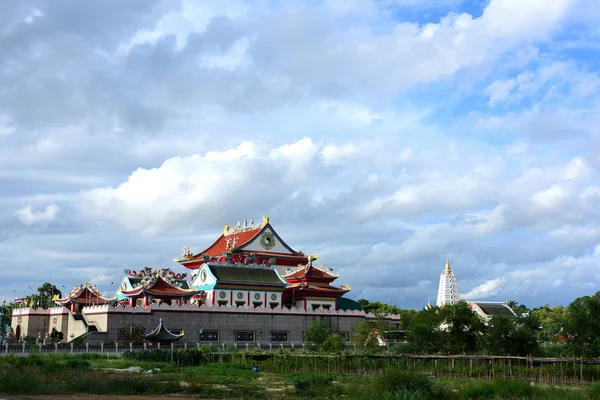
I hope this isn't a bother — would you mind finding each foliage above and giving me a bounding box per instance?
[351,317,391,350]
[21,283,63,309]
[564,291,600,357]
[49,328,64,344]
[120,324,145,343]
[321,333,346,353]
[304,318,345,352]
[480,315,538,356]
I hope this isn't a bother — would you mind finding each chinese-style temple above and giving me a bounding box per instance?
[11,216,400,344]
[56,283,113,314]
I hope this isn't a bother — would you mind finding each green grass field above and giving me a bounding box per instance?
[1,353,599,399]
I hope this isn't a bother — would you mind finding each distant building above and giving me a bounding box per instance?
[436,258,460,307]
[432,258,517,324]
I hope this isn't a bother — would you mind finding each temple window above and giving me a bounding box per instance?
[218,301,228,306]
[235,301,245,308]
[269,302,278,309]
[322,305,331,310]
[199,330,219,342]
[235,330,255,342]
[253,302,262,308]
[311,304,321,310]
[269,331,288,342]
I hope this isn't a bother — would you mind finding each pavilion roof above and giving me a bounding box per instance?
[284,264,338,281]
[468,301,516,318]
[285,282,349,297]
[120,275,197,297]
[56,284,113,305]
[144,318,184,342]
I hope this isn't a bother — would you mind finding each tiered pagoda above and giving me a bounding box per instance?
[175,216,309,276]
[436,258,460,307]
[282,256,351,310]
[56,283,114,313]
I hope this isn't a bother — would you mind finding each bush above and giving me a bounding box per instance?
[322,334,346,353]
[461,379,533,399]
[292,373,339,398]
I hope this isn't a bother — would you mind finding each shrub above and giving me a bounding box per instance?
[461,379,533,399]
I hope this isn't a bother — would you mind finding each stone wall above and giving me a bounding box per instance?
[13,304,401,344]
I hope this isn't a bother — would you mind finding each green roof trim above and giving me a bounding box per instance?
[208,264,286,286]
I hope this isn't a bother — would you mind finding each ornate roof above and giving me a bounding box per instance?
[208,264,286,287]
[120,275,198,297]
[284,262,338,281]
[56,283,113,305]
[175,217,309,268]
[144,318,184,342]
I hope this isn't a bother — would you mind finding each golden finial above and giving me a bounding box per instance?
[444,257,451,275]
[262,215,270,227]
[223,225,230,235]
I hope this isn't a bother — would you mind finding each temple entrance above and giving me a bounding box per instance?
[15,325,21,340]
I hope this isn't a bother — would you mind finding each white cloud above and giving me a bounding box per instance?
[15,204,59,225]
[462,277,506,300]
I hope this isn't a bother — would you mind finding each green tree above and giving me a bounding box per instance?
[564,292,600,356]
[121,324,146,343]
[351,317,391,350]
[481,315,538,356]
[438,302,484,354]
[304,318,331,350]
[49,328,64,344]
[406,306,446,354]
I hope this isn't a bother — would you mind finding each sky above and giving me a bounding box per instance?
[1,0,600,309]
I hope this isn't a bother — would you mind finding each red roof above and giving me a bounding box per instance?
[57,286,113,305]
[284,265,338,281]
[121,276,197,297]
[285,282,349,297]
[198,227,262,257]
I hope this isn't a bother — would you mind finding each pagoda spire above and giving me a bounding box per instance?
[436,257,460,307]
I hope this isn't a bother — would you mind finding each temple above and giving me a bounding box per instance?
[56,283,113,314]
[175,216,310,276]
[436,258,460,307]
[11,216,400,344]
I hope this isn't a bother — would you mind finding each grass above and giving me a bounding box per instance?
[1,353,599,399]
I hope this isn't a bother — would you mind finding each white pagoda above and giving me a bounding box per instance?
[436,258,460,307]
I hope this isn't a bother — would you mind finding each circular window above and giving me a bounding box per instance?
[200,269,207,283]
[219,291,226,299]
[260,232,276,250]
[237,292,244,300]
[270,293,277,301]
[254,293,261,300]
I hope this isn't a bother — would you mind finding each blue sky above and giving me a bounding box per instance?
[1,0,600,309]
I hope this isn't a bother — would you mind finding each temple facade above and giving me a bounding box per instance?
[11,217,399,344]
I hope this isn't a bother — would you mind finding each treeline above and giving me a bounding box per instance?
[357,291,600,357]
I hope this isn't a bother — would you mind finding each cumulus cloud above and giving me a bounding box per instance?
[461,277,506,300]
[0,0,599,309]
[15,204,59,225]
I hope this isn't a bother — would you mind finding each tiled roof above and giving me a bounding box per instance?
[121,276,196,296]
[144,319,184,341]
[57,286,113,305]
[198,228,262,257]
[471,302,515,317]
[285,265,337,280]
[286,282,348,295]
[208,264,286,286]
